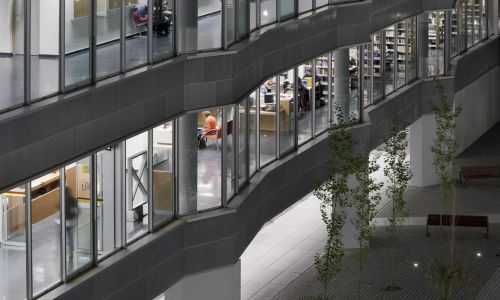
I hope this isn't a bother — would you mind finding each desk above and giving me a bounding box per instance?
[249,109,286,132]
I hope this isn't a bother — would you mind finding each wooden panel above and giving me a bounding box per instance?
[74,0,90,18]
[152,170,173,211]
[32,187,60,224]
[7,197,24,234]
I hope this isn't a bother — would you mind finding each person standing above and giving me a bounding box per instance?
[65,187,78,260]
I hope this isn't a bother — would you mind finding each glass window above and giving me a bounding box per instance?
[225,0,236,45]
[466,0,475,47]
[260,0,277,26]
[480,0,487,39]
[238,0,248,38]
[178,0,222,52]
[31,170,61,295]
[348,47,360,120]
[279,68,296,154]
[259,78,277,165]
[96,147,120,259]
[333,48,359,121]
[238,99,248,187]
[396,21,406,89]
[427,11,445,76]
[407,17,417,82]
[178,109,223,214]
[298,0,312,13]
[125,132,149,241]
[248,92,258,176]
[126,0,148,68]
[0,185,27,299]
[473,0,481,44]
[362,44,372,107]
[316,0,329,8]
[249,0,257,31]
[152,121,174,228]
[1,0,23,110]
[225,107,236,200]
[198,0,222,49]
[372,31,383,100]
[314,56,329,134]
[153,0,175,61]
[297,63,313,144]
[280,0,295,19]
[458,0,467,52]
[64,158,92,275]
[96,0,120,78]
[31,0,60,101]
[65,0,91,87]
[384,26,395,95]
[451,9,459,57]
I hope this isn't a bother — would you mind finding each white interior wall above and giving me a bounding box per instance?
[455,67,500,154]
[0,0,14,53]
[162,261,241,300]
[408,114,439,187]
[198,0,221,16]
[100,149,115,253]
[38,0,59,55]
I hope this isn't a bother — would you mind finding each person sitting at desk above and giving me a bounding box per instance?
[199,111,217,134]
[264,79,276,92]
[282,80,293,94]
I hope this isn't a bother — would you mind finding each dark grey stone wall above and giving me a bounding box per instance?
[0,0,462,191]
[41,44,500,299]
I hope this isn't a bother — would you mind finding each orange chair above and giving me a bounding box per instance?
[202,128,222,150]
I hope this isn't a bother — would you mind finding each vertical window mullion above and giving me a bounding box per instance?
[234,104,240,194]
[91,154,98,264]
[311,60,316,137]
[256,0,261,28]
[60,168,67,282]
[327,53,332,123]
[256,92,261,169]
[147,0,154,63]
[25,182,33,299]
[24,0,31,105]
[358,46,363,122]
[59,0,66,92]
[222,0,227,49]
[120,142,127,248]
[147,130,153,232]
[381,31,386,98]
[120,0,126,73]
[90,0,97,83]
[294,68,299,148]
[276,75,280,159]
[222,107,228,206]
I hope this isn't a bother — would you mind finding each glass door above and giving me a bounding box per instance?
[0,187,26,247]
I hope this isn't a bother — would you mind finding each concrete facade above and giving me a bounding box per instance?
[0,1,498,299]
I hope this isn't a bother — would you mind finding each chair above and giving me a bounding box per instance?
[202,128,222,151]
[131,5,148,30]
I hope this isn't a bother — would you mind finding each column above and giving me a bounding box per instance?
[177,0,198,52]
[163,261,241,300]
[334,48,350,119]
[417,13,429,78]
[178,114,198,214]
[409,114,439,187]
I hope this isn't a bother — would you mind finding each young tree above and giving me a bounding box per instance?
[313,104,360,299]
[428,78,466,300]
[383,119,413,291]
[352,151,383,299]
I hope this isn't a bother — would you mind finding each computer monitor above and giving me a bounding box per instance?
[264,94,274,104]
